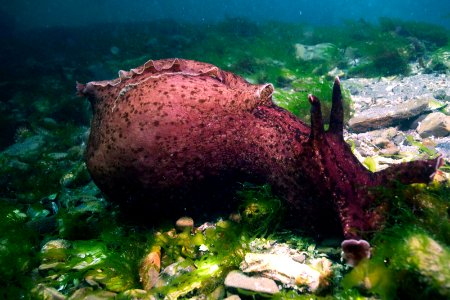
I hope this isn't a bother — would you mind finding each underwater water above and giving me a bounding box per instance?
[1,1,450,299]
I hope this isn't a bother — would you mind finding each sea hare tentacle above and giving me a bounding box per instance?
[308,94,325,140]
[78,58,443,266]
[329,77,344,136]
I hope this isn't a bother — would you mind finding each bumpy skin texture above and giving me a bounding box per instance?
[78,58,442,264]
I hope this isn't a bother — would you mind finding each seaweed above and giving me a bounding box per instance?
[274,76,352,123]
[379,17,449,48]
[0,201,40,299]
[341,182,450,299]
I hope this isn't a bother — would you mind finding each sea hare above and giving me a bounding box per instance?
[77,58,442,265]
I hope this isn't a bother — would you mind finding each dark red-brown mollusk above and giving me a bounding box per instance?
[77,58,442,264]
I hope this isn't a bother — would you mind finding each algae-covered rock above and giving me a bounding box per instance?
[32,283,66,300]
[3,135,46,162]
[60,162,91,188]
[403,233,450,297]
[139,246,161,290]
[294,43,338,61]
[41,239,72,262]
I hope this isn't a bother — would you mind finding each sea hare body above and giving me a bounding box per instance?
[78,59,441,264]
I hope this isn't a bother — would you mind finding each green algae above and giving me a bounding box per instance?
[273,76,352,123]
[341,182,450,299]
[0,202,40,299]
[237,183,284,236]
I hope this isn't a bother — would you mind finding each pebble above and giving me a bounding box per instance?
[224,270,279,295]
[175,216,194,232]
[417,112,450,138]
[32,284,65,300]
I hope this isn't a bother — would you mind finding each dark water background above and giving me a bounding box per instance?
[3,0,450,29]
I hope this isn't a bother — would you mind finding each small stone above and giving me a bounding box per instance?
[436,142,450,157]
[327,67,345,78]
[116,289,153,300]
[224,270,279,295]
[208,285,226,300]
[71,289,121,300]
[175,216,194,232]
[139,246,161,290]
[417,112,450,138]
[38,262,64,271]
[32,284,65,300]
[47,152,68,160]
[380,143,399,156]
[41,117,59,129]
[374,137,391,148]
[433,89,447,100]
[229,213,242,223]
[60,162,91,188]
[154,258,196,289]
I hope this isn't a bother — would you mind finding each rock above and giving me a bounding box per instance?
[32,284,65,300]
[116,289,154,300]
[175,216,194,232]
[41,239,72,262]
[154,258,196,289]
[417,112,450,138]
[240,253,332,292]
[404,234,450,297]
[68,288,117,300]
[349,97,430,132]
[208,285,226,300]
[3,135,45,161]
[224,270,279,295]
[60,162,91,188]
[86,270,133,293]
[47,152,69,160]
[327,67,345,78]
[294,43,337,61]
[433,89,447,100]
[139,246,161,290]
[67,145,85,160]
[436,141,450,157]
